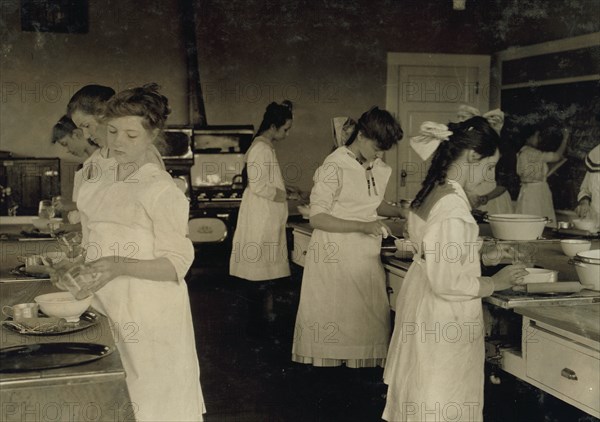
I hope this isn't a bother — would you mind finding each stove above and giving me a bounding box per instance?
[194,188,243,206]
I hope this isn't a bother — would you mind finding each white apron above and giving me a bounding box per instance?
[77,163,205,422]
[383,181,489,422]
[515,146,557,227]
[230,137,290,281]
[292,147,391,367]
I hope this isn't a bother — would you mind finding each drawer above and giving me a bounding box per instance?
[291,230,311,267]
[384,264,405,311]
[526,323,600,413]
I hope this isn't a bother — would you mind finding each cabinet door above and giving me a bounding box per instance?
[291,230,311,267]
[525,320,600,416]
[384,264,406,311]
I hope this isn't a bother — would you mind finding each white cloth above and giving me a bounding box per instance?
[482,109,505,134]
[292,147,391,366]
[410,122,453,161]
[515,146,557,226]
[229,137,290,281]
[77,163,205,422]
[383,180,493,422]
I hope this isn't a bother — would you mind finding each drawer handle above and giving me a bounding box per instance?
[386,287,394,294]
[302,251,307,256]
[561,368,578,381]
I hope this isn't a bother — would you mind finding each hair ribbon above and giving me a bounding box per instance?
[410,122,453,161]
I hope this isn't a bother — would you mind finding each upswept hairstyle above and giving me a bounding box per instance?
[536,118,564,152]
[411,116,499,209]
[51,115,77,144]
[345,106,403,151]
[104,83,171,131]
[255,100,293,137]
[66,85,115,118]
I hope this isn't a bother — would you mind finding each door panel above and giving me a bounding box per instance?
[385,54,490,202]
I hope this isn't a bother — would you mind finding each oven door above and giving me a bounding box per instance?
[189,208,239,268]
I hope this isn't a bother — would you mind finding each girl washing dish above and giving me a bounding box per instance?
[515,119,569,226]
[292,106,403,368]
[68,84,205,421]
[383,117,527,422]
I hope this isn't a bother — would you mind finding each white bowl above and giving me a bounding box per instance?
[572,219,599,233]
[560,239,592,258]
[34,292,92,322]
[485,214,548,240]
[522,268,558,284]
[31,217,62,232]
[572,249,600,291]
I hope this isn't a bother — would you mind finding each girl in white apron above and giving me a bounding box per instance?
[516,121,569,227]
[72,84,205,421]
[383,117,528,421]
[230,101,293,332]
[292,107,404,368]
[575,144,600,228]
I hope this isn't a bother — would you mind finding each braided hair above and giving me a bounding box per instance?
[411,116,499,209]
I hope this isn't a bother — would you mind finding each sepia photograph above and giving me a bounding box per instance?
[0,0,599,421]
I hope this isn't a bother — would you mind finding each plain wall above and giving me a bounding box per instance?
[194,0,599,192]
[0,0,189,159]
[1,0,598,195]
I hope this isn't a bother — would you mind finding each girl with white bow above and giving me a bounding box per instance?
[457,106,515,213]
[382,117,527,422]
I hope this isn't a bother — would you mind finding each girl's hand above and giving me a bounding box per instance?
[79,257,127,293]
[361,220,392,237]
[491,264,529,291]
[575,199,591,218]
[274,188,287,203]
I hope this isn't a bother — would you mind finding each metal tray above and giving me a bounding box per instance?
[10,264,51,279]
[0,342,112,372]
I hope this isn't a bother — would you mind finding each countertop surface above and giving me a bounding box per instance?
[0,281,126,385]
[0,221,127,385]
[289,220,600,342]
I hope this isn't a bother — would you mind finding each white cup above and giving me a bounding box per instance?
[2,303,40,322]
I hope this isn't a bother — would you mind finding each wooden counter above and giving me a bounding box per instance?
[0,229,134,422]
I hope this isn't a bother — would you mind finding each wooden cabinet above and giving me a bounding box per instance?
[383,263,406,311]
[523,317,600,417]
[0,158,60,215]
[291,229,311,267]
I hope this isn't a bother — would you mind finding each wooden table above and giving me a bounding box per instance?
[0,224,135,422]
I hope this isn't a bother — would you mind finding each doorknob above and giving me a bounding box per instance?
[400,170,407,187]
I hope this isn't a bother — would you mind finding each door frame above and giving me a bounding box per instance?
[385,52,490,202]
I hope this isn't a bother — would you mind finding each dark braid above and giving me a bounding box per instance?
[411,116,499,209]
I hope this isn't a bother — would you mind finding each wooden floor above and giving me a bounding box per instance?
[187,264,597,422]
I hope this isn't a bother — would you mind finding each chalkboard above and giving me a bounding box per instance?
[501,80,600,209]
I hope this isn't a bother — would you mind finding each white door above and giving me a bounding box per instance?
[385,53,490,202]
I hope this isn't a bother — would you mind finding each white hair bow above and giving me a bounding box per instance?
[410,122,453,161]
[483,109,505,134]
